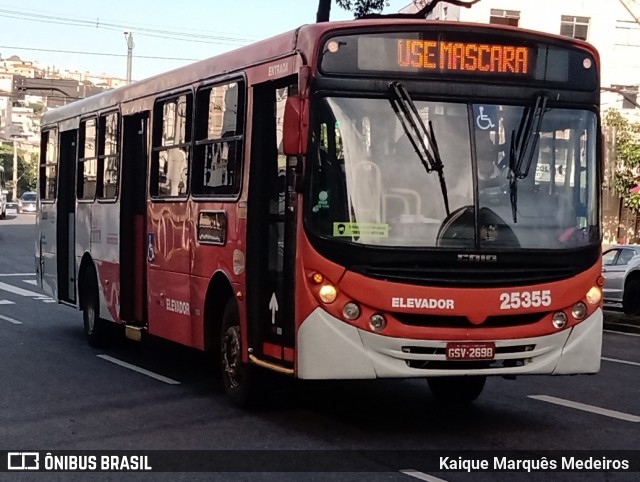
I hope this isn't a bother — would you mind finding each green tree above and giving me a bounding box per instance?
[604,109,640,212]
[316,0,481,22]
[0,144,36,199]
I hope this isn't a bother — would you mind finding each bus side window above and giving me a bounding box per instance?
[40,129,58,201]
[98,112,120,200]
[78,118,97,201]
[193,80,245,197]
[151,94,192,198]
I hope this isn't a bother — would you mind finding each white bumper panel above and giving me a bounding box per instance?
[553,308,602,374]
[297,307,603,380]
[297,308,378,379]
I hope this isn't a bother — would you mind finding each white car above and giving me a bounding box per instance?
[17,191,37,214]
[602,244,640,315]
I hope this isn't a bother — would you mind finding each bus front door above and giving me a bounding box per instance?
[247,80,297,369]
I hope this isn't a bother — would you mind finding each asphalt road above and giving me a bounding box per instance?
[0,213,638,481]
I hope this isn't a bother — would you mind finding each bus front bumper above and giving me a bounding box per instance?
[296,307,602,379]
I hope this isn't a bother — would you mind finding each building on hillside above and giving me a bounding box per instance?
[0,74,13,133]
[57,69,128,89]
[0,55,44,78]
[401,0,640,244]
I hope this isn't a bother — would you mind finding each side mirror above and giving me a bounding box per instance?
[283,95,308,156]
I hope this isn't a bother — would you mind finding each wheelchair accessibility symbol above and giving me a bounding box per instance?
[476,106,495,130]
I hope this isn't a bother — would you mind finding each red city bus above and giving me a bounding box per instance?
[37,19,604,406]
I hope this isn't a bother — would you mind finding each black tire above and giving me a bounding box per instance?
[427,376,486,404]
[623,278,640,316]
[82,266,110,347]
[220,299,262,407]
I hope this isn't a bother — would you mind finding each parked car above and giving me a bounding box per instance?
[17,191,37,214]
[602,244,640,315]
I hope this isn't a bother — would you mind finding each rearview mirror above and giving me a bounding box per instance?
[283,95,308,156]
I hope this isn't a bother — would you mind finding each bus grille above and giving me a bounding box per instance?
[393,312,548,328]
[401,344,536,370]
[360,265,575,287]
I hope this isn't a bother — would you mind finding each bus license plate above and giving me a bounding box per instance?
[446,342,495,360]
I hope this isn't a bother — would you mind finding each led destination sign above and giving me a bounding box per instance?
[397,40,530,75]
[319,31,598,90]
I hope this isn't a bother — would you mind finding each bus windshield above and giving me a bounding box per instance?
[306,96,599,250]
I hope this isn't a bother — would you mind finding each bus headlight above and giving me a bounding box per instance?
[552,311,567,329]
[318,284,337,304]
[586,286,602,305]
[369,313,386,331]
[571,301,588,320]
[342,302,361,320]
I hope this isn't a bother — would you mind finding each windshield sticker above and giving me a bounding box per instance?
[312,191,330,213]
[475,105,497,130]
[333,222,389,237]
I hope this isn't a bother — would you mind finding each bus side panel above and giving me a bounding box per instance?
[91,202,121,323]
[39,203,58,299]
[146,201,192,346]
[190,201,240,350]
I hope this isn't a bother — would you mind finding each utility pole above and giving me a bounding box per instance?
[124,31,135,84]
[12,139,17,202]
[619,0,640,25]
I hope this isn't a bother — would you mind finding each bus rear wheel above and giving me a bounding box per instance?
[220,299,261,407]
[82,266,109,348]
[427,376,486,404]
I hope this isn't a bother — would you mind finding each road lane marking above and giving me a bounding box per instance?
[602,357,640,368]
[0,314,22,325]
[97,354,181,385]
[23,280,38,286]
[604,329,640,338]
[0,282,45,297]
[0,273,36,277]
[0,300,15,305]
[528,395,640,422]
[400,470,448,482]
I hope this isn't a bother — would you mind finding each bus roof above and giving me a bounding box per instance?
[41,19,599,127]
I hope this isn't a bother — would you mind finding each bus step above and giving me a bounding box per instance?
[124,325,143,342]
[249,354,294,375]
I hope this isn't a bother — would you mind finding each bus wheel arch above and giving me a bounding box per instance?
[203,272,235,359]
[78,254,109,347]
[203,273,262,407]
[77,253,96,311]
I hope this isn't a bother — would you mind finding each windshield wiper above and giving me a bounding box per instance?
[508,95,547,222]
[388,81,450,216]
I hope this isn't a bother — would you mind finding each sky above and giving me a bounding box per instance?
[0,0,412,81]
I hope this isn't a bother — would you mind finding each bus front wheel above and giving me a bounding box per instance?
[427,376,486,404]
[82,267,109,347]
[220,299,261,407]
